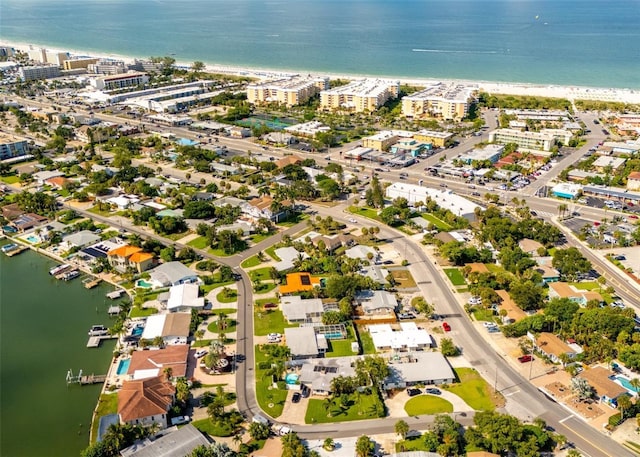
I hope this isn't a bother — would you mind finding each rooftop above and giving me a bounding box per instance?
[118,376,175,423]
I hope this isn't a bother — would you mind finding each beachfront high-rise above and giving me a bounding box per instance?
[63,57,99,71]
[320,79,400,113]
[247,76,329,107]
[401,82,475,121]
[89,71,149,91]
[18,65,61,81]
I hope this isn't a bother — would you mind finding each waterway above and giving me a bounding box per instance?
[0,243,118,457]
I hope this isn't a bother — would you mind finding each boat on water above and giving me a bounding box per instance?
[62,270,80,281]
[50,264,71,275]
[1,243,18,253]
[88,325,108,336]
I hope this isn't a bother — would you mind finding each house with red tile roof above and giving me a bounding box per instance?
[125,345,189,380]
[117,376,175,429]
[107,245,155,273]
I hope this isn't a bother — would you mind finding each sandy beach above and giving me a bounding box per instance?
[4,39,640,104]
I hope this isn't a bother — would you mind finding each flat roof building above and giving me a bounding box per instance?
[458,144,504,164]
[413,129,454,147]
[383,352,455,389]
[284,327,328,359]
[320,79,400,113]
[18,65,61,81]
[0,134,29,161]
[90,71,149,91]
[247,76,329,107]
[63,57,99,70]
[489,128,571,152]
[402,82,475,120]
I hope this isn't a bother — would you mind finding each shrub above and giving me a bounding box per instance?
[608,413,622,427]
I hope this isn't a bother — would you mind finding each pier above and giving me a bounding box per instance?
[66,369,107,385]
[106,289,125,299]
[86,334,116,348]
[83,277,102,289]
[4,245,28,257]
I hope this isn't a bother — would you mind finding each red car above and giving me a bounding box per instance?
[518,355,533,363]
[442,322,451,332]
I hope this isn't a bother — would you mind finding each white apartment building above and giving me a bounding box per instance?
[87,59,127,75]
[247,76,329,107]
[488,128,571,152]
[320,79,400,112]
[89,71,149,91]
[18,65,61,81]
[402,82,475,120]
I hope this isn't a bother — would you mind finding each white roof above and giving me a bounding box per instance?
[167,283,204,311]
[385,352,455,385]
[281,295,324,321]
[149,261,197,287]
[285,327,322,357]
[345,244,377,260]
[141,314,166,340]
[62,230,101,247]
[369,325,432,349]
[274,246,307,272]
[356,290,397,313]
[385,182,483,219]
[132,368,160,380]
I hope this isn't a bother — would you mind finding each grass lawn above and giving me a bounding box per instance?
[277,213,308,227]
[472,308,497,323]
[348,206,381,222]
[0,175,19,184]
[265,246,281,261]
[356,327,377,354]
[130,306,158,318]
[216,289,238,303]
[404,395,453,415]
[396,436,432,452]
[208,247,235,257]
[444,268,466,286]
[305,391,383,424]
[254,349,287,418]
[254,309,297,336]
[254,282,277,294]
[91,393,118,443]
[390,269,417,288]
[191,418,236,437]
[88,207,113,217]
[444,367,504,411]
[485,263,504,274]
[250,232,275,244]
[208,308,237,316]
[240,255,263,268]
[326,339,358,358]
[421,213,452,231]
[250,267,273,282]
[187,236,209,249]
[570,281,613,303]
[207,319,238,334]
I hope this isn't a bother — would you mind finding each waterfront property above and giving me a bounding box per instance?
[118,376,175,429]
[247,75,329,107]
[402,82,475,121]
[320,79,400,113]
[148,261,199,288]
[140,312,191,345]
[119,424,210,457]
[124,345,189,380]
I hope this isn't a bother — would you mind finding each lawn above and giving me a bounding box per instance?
[208,308,237,316]
[254,349,288,418]
[326,339,358,358]
[187,236,209,249]
[348,206,381,222]
[207,319,238,334]
[396,436,432,452]
[390,269,417,288]
[253,282,277,294]
[357,328,377,354]
[472,308,497,323]
[90,393,118,443]
[421,213,452,231]
[0,175,19,184]
[254,309,297,336]
[191,418,236,437]
[485,263,504,274]
[404,395,453,415]
[240,255,263,268]
[250,267,273,282]
[250,232,275,244]
[216,289,238,303]
[305,391,384,424]
[443,367,505,411]
[443,268,466,286]
[129,306,158,318]
[265,246,281,261]
[277,213,308,227]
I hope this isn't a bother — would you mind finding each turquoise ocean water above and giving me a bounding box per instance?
[1,0,639,88]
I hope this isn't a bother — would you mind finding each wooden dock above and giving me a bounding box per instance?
[86,334,116,348]
[66,369,107,385]
[5,245,28,257]
[83,277,102,289]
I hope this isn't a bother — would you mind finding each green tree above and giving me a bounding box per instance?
[394,420,410,440]
[440,338,460,356]
[552,247,592,281]
[248,421,270,441]
[355,435,374,457]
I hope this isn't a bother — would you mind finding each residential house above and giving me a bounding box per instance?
[216,221,253,236]
[360,265,389,285]
[355,290,397,315]
[548,282,603,306]
[75,125,111,143]
[279,272,322,295]
[193,191,215,201]
[117,376,175,429]
[32,170,64,185]
[534,264,561,284]
[61,230,101,250]
[345,244,378,261]
[298,357,357,395]
[140,312,191,345]
[533,332,575,364]
[495,290,527,324]
[106,195,140,210]
[383,352,455,389]
[275,155,303,169]
[284,327,328,359]
[592,156,626,172]
[160,283,205,313]
[579,367,628,408]
[369,323,433,352]
[9,212,48,232]
[45,176,70,190]
[273,246,308,272]
[119,424,210,457]
[627,171,640,191]
[465,263,490,275]
[243,195,290,222]
[280,295,325,323]
[125,345,190,380]
[518,238,545,256]
[107,245,155,274]
[149,262,199,288]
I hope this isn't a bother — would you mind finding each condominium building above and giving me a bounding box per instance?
[18,65,61,81]
[320,79,400,112]
[87,59,127,75]
[402,82,475,120]
[63,57,99,71]
[27,48,68,66]
[489,128,567,152]
[0,46,14,57]
[0,134,29,161]
[247,76,329,107]
[89,71,149,91]
[413,129,454,147]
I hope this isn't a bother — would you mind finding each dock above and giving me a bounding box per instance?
[106,290,125,299]
[4,245,28,257]
[83,277,102,289]
[66,369,107,385]
[56,269,78,280]
[86,334,116,348]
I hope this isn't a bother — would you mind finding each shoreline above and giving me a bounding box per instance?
[4,39,640,104]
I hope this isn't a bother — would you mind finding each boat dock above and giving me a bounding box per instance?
[83,277,102,289]
[4,245,28,257]
[86,334,116,348]
[56,269,79,280]
[66,369,107,385]
[106,289,125,299]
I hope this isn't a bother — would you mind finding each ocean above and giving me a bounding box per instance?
[0,245,118,457]
[1,0,640,89]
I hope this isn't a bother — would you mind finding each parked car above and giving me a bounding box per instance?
[170,415,191,426]
[301,386,310,398]
[292,392,301,403]
[195,349,208,358]
[407,388,421,397]
[518,355,533,363]
[425,388,441,395]
[398,313,416,320]
[442,322,451,332]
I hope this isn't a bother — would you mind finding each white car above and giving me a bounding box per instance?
[268,333,282,339]
[195,349,208,358]
[468,297,482,305]
[348,218,357,223]
[482,322,498,328]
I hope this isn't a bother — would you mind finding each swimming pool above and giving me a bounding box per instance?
[177,138,199,147]
[132,326,143,337]
[324,332,343,340]
[116,359,130,376]
[135,279,153,289]
[24,235,40,244]
[285,373,299,385]
[615,376,638,393]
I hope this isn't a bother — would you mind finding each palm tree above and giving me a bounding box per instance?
[232,433,243,450]
[617,394,632,420]
[558,203,568,219]
[629,378,640,397]
[323,396,337,417]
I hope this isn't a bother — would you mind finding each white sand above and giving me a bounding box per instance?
[5,40,640,104]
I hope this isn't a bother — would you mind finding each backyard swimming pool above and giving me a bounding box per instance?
[285,373,299,385]
[132,326,143,337]
[614,375,638,393]
[135,279,153,289]
[116,359,130,376]
[23,234,40,244]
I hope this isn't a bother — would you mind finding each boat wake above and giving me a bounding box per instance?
[412,48,498,54]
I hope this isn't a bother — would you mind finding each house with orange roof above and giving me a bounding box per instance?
[107,244,155,273]
[578,366,628,407]
[125,345,189,381]
[548,282,603,306]
[45,176,70,190]
[533,332,576,364]
[117,376,175,429]
[279,272,323,295]
[275,154,302,169]
[465,262,490,274]
[496,290,527,324]
[627,171,640,191]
